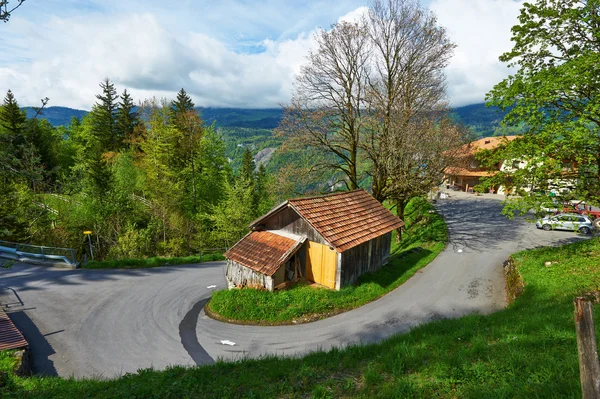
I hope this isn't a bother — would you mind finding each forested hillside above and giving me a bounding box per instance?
[6,86,523,262]
[3,84,276,261]
[20,103,518,173]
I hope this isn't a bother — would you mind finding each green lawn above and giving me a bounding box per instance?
[2,237,600,398]
[84,253,225,269]
[207,197,447,324]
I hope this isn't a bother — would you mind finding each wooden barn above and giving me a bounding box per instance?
[225,189,404,291]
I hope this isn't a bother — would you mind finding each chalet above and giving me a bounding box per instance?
[225,189,404,291]
[444,136,518,194]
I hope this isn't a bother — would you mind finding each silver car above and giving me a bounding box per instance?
[536,213,594,234]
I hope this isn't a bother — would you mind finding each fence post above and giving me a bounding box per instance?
[574,297,600,399]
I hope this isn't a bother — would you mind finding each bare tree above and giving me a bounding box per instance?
[386,114,467,240]
[364,0,460,239]
[277,21,370,191]
[278,0,465,241]
[1,0,25,22]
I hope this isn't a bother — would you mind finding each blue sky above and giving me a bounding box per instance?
[0,0,525,109]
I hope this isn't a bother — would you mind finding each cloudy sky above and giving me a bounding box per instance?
[0,0,524,110]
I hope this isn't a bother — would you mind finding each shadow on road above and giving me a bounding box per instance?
[179,299,215,366]
[7,310,58,376]
[0,261,226,294]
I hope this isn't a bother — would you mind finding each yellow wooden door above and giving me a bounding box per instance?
[306,241,322,283]
[321,246,337,289]
[306,241,337,289]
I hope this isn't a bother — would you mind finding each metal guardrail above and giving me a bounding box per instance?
[0,240,78,267]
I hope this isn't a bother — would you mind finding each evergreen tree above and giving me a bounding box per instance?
[0,90,26,142]
[116,89,138,148]
[171,88,195,120]
[240,147,255,183]
[91,78,119,151]
[170,88,203,213]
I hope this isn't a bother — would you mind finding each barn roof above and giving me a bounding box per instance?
[225,231,305,276]
[252,189,404,252]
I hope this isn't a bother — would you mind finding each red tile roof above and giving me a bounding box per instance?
[225,231,305,276]
[0,308,27,351]
[288,189,403,252]
[455,136,518,157]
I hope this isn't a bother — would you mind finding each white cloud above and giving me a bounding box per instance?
[430,0,525,106]
[1,0,525,109]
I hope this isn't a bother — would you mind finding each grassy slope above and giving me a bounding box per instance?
[3,221,600,397]
[207,197,447,324]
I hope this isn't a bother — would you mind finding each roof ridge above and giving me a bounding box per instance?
[289,188,366,203]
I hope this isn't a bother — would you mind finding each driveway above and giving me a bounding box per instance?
[0,197,587,378]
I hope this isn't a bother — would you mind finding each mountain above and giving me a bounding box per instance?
[23,106,89,127]
[450,103,508,137]
[21,103,510,137]
[199,108,283,129]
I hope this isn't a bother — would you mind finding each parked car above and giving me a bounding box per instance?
[536,213,594,234]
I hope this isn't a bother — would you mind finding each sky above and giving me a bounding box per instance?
[0,0,525,110]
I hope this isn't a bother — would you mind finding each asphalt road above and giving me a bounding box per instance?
[0,196,587,378]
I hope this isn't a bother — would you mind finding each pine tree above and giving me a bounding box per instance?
[76,79,121,195]
[116,89,138,148]
[240,147,255,183]
[91,78,119,151]
[170,88,203,213]
[0,90,26,147]
[171,88,195,119]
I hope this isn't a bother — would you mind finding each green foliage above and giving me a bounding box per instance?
[208,198,446,323]
[486,0,600,206]
[115,89,138,147]
[209,178,256,247]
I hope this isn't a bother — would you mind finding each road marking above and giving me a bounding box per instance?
[207,285,217,289]
[457,249,463,253]
[221,340,235,346]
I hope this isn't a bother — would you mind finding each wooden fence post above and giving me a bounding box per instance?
[575,297,600,399]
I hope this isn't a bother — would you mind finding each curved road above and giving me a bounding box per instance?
[0,196,586,378]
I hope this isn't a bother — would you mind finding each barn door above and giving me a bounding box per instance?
[306,241,337,289]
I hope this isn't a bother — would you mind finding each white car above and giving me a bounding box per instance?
[536,213,594,234]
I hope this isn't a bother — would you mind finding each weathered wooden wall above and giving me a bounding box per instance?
[261,207,328,246]
[339,232,392,287]
[226,260,275,291]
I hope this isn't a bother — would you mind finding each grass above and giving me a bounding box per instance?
[2,237,600,397]
[207,197,448,324]
[84,253,225,269]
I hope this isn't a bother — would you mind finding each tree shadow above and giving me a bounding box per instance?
[7,310,58,376]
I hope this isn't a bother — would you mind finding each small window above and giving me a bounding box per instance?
[512,160,520,169]
[579,217,587,223]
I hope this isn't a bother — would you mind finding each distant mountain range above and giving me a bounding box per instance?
[23,103,509,136]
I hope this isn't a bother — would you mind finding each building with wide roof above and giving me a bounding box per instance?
[225,189,403,291]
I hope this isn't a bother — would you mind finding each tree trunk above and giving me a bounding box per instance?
[395,199,406,243]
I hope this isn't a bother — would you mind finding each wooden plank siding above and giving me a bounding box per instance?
[226,260,275,291]
[259,207,329,246]
[339,232,392,287]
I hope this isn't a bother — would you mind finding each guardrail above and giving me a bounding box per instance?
[0,240,78,267]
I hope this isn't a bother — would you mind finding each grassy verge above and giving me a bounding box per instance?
[207,197,447,324]
[84,253,225,269]
[2,237,600,398]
